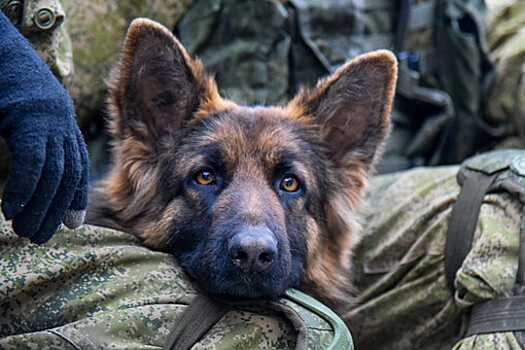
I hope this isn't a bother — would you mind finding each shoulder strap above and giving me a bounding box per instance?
[444,150,525,335]
[162,292,310,350]
[444,171,498,291]
[163,288,354,350]
[445,150,525,291]
[163,294,231,350]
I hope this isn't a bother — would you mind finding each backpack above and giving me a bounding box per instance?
[445,149,525,347]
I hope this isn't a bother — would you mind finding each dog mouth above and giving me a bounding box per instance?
[187,265,293,300]
[178,226,294,299]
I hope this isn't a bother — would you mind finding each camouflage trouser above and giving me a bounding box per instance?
[1,165,523,349]
[348,165,524,349]
[0,217,338,349]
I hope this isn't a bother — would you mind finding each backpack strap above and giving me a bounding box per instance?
[444,150,525,335]
[444,170,498,291]
[163,294,231,350]
[163,289,354,350]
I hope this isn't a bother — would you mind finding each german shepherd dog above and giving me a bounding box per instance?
[86,18,397,310]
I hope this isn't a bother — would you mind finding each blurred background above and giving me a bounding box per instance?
[3,0,525,181]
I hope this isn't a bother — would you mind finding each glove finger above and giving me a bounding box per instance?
[32,138,82,243]
[1,136,46,220]
[11,139,64,239]
[64,131,89,229]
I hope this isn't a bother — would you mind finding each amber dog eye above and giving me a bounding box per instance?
[194,169,215,185]
[280,175,300,192]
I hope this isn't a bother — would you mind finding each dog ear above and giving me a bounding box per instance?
[109,18,212,141]
[290,50,397,168]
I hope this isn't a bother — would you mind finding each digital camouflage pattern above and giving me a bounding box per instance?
[347,159,524,349]
[2,152,524,349]
[0,212,339,349]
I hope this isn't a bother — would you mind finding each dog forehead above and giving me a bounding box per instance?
[197,106,308,166]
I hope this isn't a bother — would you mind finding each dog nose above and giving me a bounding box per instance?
[228,226,278,273]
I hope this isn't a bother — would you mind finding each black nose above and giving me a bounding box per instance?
[228,226,278,273]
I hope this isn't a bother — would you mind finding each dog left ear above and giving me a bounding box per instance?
[291,50,397,168]
[109,18,214,141]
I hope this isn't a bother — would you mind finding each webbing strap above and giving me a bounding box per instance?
[163,293,311,350]
[466,296,525,336]
[444,171,498,291]
[163,295,230,350]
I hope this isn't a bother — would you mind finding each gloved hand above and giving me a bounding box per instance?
[0,12,89,244]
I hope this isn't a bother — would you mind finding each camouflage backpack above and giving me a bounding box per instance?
[345,149,525,349]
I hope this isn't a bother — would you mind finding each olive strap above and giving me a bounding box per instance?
[444,171,498,291]
[163,292,312,350]
[466,295,525,336]
[163,294,231,350]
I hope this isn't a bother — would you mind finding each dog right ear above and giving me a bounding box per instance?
[288,50,397,170]
[108,18,216,141]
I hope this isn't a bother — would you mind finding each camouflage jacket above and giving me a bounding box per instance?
[0,213,349,349]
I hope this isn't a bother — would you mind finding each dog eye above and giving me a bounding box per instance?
[194,169,216,186]
[280,175,301,192]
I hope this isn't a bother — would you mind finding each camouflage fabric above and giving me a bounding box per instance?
[346,158,524,349]
[0,212,340,349]
[484,0,525,150]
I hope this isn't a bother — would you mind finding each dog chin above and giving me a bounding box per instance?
[180,256,294,300]
[202,279,289,299]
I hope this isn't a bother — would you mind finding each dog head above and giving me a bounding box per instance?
[89,18,397,305]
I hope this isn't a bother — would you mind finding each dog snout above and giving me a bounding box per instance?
[227,226,278,273]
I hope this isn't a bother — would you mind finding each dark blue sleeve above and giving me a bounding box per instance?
[0,11,89,243]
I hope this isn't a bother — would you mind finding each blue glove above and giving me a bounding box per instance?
[0,12,89,244]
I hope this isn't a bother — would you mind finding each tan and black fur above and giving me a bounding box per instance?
[86,18,397,309]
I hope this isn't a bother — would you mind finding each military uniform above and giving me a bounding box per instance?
[1,150,524,349]
[0,214,348,349]
[348,150,525,349]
